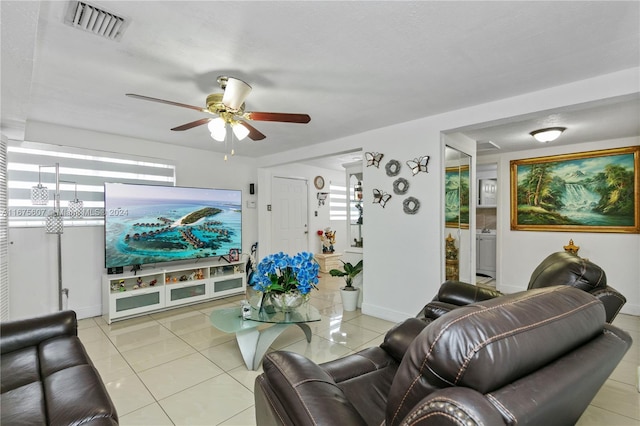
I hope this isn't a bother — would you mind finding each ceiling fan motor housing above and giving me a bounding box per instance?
[206,93,245,117]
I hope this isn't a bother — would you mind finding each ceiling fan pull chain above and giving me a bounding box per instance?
[231,130,236,157]
[224,125,229,161]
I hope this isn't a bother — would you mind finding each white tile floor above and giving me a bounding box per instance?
[79,274,639,425]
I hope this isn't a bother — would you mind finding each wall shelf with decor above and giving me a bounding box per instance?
[102,259,246,323]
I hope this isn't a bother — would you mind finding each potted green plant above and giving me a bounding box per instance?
[330,260,363,311]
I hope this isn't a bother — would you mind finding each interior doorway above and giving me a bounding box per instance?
[476,162,497,285]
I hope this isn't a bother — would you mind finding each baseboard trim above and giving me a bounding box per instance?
[73,304,103,320]
[361,302,411,324]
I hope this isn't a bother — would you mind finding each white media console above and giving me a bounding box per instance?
[102,258,246,323]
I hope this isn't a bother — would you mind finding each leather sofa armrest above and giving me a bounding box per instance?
[380,318,427,362]
[396,387,505,425]
[416,281,503,321]
[590,286,627,323]
[436,280,503,305]
[416,301,460,321]
[260,351,367,425]
[321,346,397,383]
[1,310,77,354]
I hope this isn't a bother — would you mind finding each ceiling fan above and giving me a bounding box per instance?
[126,76,311,142]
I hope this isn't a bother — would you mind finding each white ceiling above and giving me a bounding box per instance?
[2,1,639,165]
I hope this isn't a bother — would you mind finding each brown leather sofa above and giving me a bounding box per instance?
[418,251,626,323]
[1,310,118,425]
[254,286,631,425]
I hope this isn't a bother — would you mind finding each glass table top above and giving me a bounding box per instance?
[209,303,321,334]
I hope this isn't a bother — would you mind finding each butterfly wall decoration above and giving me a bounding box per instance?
[372,189,391,208]
[365,152,384,168]
[407,155,430,175]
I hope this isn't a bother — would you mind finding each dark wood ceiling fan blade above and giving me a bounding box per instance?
[126,93,206,112]
[245,112,311,123]
[239,120,266,140]
[171,118,212,131]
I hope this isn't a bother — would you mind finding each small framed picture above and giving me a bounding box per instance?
[229,248,240,262]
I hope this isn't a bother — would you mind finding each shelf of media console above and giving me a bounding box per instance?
[102,259,246,323]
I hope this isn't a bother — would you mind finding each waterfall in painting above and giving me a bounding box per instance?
[562,184,599,212]
[445,189,460,222]
[559,183,608,225]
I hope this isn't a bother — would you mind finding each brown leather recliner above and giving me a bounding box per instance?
[418,251,626,323]
[254,286,632,425]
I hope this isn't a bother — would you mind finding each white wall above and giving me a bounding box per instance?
[493,136,640,315]
[8,122,258,320]
[257,68,640,322]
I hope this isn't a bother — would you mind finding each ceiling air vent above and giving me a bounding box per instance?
[64,1,129,41]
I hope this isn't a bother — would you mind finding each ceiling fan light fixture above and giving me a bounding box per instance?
[208,117,226,141]
[210,129,226,142]
[232,122,250,141]
[529,127,566,143]
[208,117,225,132]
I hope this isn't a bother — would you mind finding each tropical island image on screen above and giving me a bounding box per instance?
[104,183,242,268]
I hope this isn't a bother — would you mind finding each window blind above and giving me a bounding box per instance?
[7,141,176,228]
[329,182,348,221]
[1,136,9,320]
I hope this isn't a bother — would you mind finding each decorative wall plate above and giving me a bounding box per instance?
[403,197,420,214]
[365,152,384,168]
[385,159,401,176]
[407,155,430,175]
[393,177,409,194]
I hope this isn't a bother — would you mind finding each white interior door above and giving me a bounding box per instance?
[271,177,308,255]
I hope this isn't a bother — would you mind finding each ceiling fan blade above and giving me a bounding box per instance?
[222,77,252,110]
[244,111,311,123]
[238,120,266,141]
[126,93,206,112]
[171,118,212,131]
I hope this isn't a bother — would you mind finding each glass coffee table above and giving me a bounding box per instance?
[209,303,321,370]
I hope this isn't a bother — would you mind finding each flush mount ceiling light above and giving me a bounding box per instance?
[529,127,566,143]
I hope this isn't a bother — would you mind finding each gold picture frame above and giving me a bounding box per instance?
[510,146,639,233]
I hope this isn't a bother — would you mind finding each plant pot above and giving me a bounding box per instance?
[270,291,305,313]
[340,287,360,312]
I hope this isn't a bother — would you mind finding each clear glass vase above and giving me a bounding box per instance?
[270,291,305,313]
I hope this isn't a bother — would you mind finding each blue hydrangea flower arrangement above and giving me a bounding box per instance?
[250,251,319,295]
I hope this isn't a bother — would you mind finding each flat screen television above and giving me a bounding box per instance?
[104,183,242,269]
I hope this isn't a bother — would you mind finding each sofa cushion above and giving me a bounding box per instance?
[45,364,118,425]
[1,381,47,424]
[0,346,40,393]
[40,335,92,377]
[386,286,605,426]
[1,311,118,425]
[0,310,76,354]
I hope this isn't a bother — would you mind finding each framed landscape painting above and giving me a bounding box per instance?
[510,146,639,233]
[445,165,470,228]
